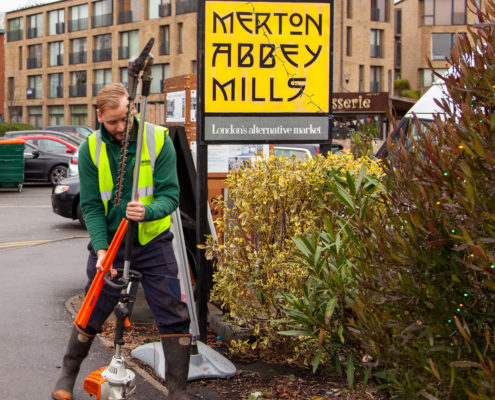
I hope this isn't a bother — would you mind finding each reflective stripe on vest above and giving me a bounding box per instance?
[87,123,170,245]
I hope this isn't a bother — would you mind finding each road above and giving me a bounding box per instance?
[0,184,167,399]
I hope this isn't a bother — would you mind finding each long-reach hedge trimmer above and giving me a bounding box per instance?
[75,38,155,400]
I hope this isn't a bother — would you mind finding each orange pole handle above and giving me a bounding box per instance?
[75,218,128,328]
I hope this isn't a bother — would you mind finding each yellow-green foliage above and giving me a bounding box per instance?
[205,152,383,347]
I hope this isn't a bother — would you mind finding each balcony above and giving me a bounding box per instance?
[56,86,64,98]
[56,22,65,34]
[7,29,23,42]
[118,46,130,59]
[160,42,170,55]
[118,11,133,24]
[92,13,113,28]
[27,57,42,69]
[93,83,105,96]
[27,27,38,39]
[69,51,87,65]
[68,18,88,32]
[176,0,197,15]
[159,3,171,17]
[453,12,466,25]
[370,44,382,58]
[371,7,380,21]
[370,81,381,92]
[93,48,112,62]
[69,85,87,97]
[50,54,64,66]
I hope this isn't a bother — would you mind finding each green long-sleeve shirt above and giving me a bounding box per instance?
[78,119,179,253]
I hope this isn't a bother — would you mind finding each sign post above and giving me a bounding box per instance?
[196,0,334,339]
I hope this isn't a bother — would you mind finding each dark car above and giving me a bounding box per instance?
[45,125,93,138]
[52,175,85,227]
[5,130,84,147]
[24,142,70,185]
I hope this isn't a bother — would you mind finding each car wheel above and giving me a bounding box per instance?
[49,165,68,185]
[76,201,86,229]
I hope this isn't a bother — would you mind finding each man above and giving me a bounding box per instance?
[52,83,192,400]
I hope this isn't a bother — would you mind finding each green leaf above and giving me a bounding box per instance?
[346,352,355,387]
[324,297,338,325]
[312,349,323,373]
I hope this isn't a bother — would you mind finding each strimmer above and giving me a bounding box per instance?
[83,37,155,400]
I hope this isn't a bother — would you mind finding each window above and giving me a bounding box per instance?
[49,73,64,98]
[422,0,466,25]
[346,27,352,56]
[119,0,141,23]
[370,29,383,58]
[178,23,183,54]
[120,67,140,93]
[48,9,65,35]
[49,42,64,66]
[431,32,457,60]
[371,0,388,22]
[71,105,88,126]
[370,66,383,92]
[395,9,402,37]
[394,41,402,70]
[119,30,139,59]
[69,4,89,32]
[27,13,43,39]
[149,0,171,18]
[93,69,112,95]
[28,106,43,128]
[347,0,352,18]
[69,71,87,97]
[27,75,42,99]
[93,34,112,62]
[419,68,448,87]
[27,44,42,69]
[9,107,23,123]
[160,25,170,55]
[151,63,170,93]
[7,17,23,41]
[93,0,113,28]
[70,38,87,64]
[8,77,15,101]
[32,137,68,153]
[192,60,197,73]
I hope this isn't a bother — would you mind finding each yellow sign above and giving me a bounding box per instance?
[204,1,331,114]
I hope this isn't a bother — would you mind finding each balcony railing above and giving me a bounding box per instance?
[56,86,64,98]
[68,18,88,32]
[7,29,23,42]
[118,11,133,24]
[69,85,87,97]
[93,83,105,96]
[160,41,170,55]
[371,8,381,21]
[159,3,171,17]
[176,0,197,15]
[69,51,87,65]
[370,81,380,92]
[93,48,112,62]
[92,13,113,28]
[26,88,37,99]
[118,46,130,59]
[27,27,38,39]
[56,22,65,34]
[27,57,42,69]
[370,44,382,58]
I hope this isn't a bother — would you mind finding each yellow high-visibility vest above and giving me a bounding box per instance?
[88,123,170,245]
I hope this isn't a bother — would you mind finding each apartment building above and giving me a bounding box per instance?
[394,0,482,93]
[4,0,197,129]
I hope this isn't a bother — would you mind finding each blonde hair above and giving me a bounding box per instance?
[96,83,129,113]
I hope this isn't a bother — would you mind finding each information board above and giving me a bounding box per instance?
[201,0,333,143]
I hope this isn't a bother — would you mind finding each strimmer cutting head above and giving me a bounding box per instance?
[84,356,136,400]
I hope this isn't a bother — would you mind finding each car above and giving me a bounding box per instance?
[273,143,344,160]
[4,130,84,147]
[23,141,71,185]
[51,175,85,227]
[45,125,93,138]
[16,134,78,155]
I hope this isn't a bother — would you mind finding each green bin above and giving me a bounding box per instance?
[0,138,25,192]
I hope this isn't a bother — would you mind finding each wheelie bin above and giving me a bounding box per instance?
[0,138,25,192]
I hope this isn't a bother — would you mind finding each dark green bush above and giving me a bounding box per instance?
[0,122,36,137]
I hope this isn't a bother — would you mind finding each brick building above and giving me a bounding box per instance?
[4,0,197,129]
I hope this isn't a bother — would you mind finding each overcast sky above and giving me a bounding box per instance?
[0,0,59,13]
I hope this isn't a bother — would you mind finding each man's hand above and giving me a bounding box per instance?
[126,200,145,222]
[96,249,117,279]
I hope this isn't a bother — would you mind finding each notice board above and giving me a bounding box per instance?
[200,0,334,144]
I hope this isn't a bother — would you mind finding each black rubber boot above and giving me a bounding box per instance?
[52,326,94,400]
[162,334,193,400]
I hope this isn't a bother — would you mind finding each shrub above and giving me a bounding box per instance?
[204,153,383,361]
[346,3,495,398]
[0,122,36,137]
